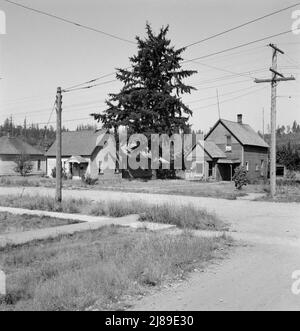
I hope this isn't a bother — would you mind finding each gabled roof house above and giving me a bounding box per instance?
[186,114,269,182]
[0,135,45,175]
[45,130,117,179]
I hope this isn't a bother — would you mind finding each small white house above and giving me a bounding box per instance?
[45,130,118,179]
[0,135,46,176]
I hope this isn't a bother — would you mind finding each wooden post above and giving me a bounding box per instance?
[254,44,295,198]
[270,47,278,198]
[262,108,265,140]
[0,270,6,296]
[56,87,62,203]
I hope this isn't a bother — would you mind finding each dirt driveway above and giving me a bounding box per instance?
[1,186,300,310]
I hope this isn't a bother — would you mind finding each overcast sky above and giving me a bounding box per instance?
[0,0,299,133]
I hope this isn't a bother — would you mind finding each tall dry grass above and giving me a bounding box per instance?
[0,195,227,230]
[0,226,230,311]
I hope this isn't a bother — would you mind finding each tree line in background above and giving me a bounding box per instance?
[0,116,299,172]
[0,118,98,151]
[0,118,58,151]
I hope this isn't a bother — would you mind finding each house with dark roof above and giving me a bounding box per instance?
[204,114,269,182]
[0,136,45,176]
[45,130,118,179]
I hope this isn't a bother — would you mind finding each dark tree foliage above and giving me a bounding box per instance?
[264,120,300,172]
[232,166,249,190]
[92,24,197,136]
[277,142,300,171]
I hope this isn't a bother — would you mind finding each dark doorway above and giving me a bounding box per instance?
[218,164,232,181]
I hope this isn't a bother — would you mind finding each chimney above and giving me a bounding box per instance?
[237,114,243,124]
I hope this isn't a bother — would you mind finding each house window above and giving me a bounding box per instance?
[245,161,249,172]
[37,160,41,171]
[196,162,203,174]
[226,135,232,152]
[208,162,213,177]
[99,161,104,175]
[261,160,265,176]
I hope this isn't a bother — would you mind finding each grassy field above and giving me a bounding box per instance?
[93,179,252,200]
[0,195,227,231]
[2,175,300,203]
[0,176,255,199]
[258,181,300,203]
[0,176,54,188]
[0,213,80,235]
[0,226,232,311]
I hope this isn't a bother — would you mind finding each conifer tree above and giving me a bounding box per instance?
[93,24,197,136]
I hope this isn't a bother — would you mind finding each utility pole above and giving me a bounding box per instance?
[9,115,13,137]
[262,108,265,140]
[255,44,295,198]
[55,87,62,203]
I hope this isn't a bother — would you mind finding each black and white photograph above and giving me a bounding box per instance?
[0,0,300,315]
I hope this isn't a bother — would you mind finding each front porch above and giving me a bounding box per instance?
[216,159,241,181]
[66,156,89,180]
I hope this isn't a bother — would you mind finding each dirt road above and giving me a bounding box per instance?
[1,186,300,310]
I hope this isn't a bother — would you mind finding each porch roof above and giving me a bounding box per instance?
[66,156,89,164]
[217,159,241,164]
[204,141,227,159]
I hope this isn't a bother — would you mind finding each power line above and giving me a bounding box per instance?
[0,93,54,107]
[186,85,258,104]
[60,15,297,94]
[283,53,300,69]
[3,0,136,45]
[0,98,107,118]
[184,29,297,63]
[63,65,132,91]
[196,79,252,90]
[63,29,296,95]
[187,59,257,80]
[63,79,118,93]
[14,87,266,127]
[191,86,268,111]
[63,46,267,94]
[184,2,300,48]
[63,72,118,91]
[45,101,57,128]
[189,67,269,87]
[38,117,93,127]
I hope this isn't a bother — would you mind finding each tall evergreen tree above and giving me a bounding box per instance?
[92,24,197,136]
[292,120,298,133]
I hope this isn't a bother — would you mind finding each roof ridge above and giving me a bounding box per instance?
[220,119,269,148]
[221,118,249,126]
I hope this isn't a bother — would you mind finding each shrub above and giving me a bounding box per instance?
[232,166,249,190]
[51,167,56,178]
[81,175,97,186]
[51,167,67,180]
[14,154,33,177]
[285,170,296,181]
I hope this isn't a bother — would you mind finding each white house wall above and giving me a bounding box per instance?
[47,157,91,178]
[47,157,69,177]
[0,156,46,176]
